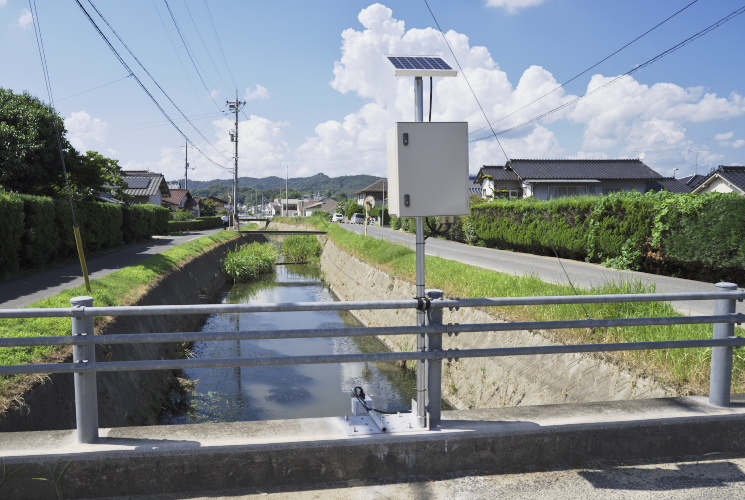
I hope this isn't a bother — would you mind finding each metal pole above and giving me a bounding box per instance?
[413,75,428,427]
[71,296,98,444]
[234,92,240,231]
[426,289,444,426]
[710,282,737,407]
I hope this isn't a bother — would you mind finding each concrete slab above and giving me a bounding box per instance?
[2,395,745,499]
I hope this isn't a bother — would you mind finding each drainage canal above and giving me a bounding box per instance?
[161,263,414,424]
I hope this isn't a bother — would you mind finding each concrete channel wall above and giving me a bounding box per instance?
[273,221,675,409]
[0,234,246,432]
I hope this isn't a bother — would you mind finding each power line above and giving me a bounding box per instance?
[161,0,224,113]
[182,0,233,94]
[56,73,133,102]
[469,0,702,137]
[76,1,232,172]
[78,0,232,171]
[471,4,745,143]
[202,0,238,91]
[422,0,509,161]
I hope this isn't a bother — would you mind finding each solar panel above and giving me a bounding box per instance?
[125,178,152,189]
[386,55,457,77]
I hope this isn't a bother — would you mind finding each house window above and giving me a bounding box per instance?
[548,186,587,199]
[508,189,519,199]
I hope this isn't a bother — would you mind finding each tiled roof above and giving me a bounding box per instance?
[506,159,663,180]
[122,171,170,198]
[680,174,706,188]
[694,166,745,193]
[646,178,692,193]
[163,189,190,206]
[476,166,520,182]
[355,179,387,194]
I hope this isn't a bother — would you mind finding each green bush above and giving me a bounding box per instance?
[0,191,24,278]
[171,210,194,221]
[167,216,223,232]
[223,242,278,282]
[283,235,321,262]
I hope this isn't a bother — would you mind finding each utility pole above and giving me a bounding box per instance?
[182,140,193,191]
[227,92,246,230]
[286,165,289,217]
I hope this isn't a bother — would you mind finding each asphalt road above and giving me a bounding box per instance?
[341,223,744,317]
[0,228,224,309]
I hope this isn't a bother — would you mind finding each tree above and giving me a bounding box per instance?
[0,88,124,199]
[0,88,70,196]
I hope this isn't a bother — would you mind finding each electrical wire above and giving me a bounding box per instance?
[77,0,232,172]
[471,4,745,143]
[182,0,233,95]
[202,0,238,92]
[55,73,133,102]
[151,0,209,117]
[162,0,224,114]
[352,386,410,415]
[422,0,509,161]
[469,0,702,137]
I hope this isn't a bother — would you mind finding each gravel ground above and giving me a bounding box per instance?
[120,453,745,500]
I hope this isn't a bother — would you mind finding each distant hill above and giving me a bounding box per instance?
[189,173,383,201]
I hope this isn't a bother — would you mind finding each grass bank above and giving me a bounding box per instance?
[276,216,744,396]
[0,230,242,398]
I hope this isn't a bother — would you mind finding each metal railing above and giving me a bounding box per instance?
[1,282,743,444]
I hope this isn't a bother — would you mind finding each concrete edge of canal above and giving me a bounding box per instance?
[2,394,745,499]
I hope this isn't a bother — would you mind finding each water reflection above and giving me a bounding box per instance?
[162,264,411,424]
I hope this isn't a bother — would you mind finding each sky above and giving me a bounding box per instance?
[2,0,744,183]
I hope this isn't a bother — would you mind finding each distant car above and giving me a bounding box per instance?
[331,213,343,223]
[350,213,364,224]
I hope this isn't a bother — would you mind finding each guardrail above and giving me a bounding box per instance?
[1,283,743,443]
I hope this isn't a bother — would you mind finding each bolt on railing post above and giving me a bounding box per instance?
[71,296,99,443]
[710,282,737,407]
[425,289,444,426]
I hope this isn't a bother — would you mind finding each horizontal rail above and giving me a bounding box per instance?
[1,314,743,348]
[1,290,743,319]
[1,337,742,376]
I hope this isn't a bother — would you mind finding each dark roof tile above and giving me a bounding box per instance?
[507,159,663,180]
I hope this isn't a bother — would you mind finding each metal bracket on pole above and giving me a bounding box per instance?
[425,289,445,426]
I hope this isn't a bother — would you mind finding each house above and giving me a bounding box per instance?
[163,189,200,217]
[303,199,339,216]
[354,180,387,208]
[275,198,305,217]
[691,166,745,195]
[206,196,229,212]
[122,171,171,206]
[474,159,684,201]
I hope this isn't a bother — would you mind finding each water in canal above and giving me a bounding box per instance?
[162,264,414,424]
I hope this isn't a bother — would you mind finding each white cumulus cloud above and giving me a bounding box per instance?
[485,0,549,14]
[18,8,32,29]
[245,85,270,101]
[65,111,108,152]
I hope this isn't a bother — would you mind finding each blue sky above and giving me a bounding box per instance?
[2,0,744,183]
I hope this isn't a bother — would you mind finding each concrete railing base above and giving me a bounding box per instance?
[2,395,745,499]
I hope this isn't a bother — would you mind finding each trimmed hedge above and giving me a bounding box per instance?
[470,191,745,283]
[167,216,223,232]
[0,191,170,279]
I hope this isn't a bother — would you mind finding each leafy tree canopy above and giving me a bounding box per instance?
[0,88,124,199]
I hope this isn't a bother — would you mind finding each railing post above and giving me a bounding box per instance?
[710,282,737,407]
[71,296,99,443]
[425,289,444,426]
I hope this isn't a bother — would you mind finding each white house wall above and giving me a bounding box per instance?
[700,177,736,194]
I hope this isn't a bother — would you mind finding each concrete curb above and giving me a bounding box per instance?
[1,395,744,498]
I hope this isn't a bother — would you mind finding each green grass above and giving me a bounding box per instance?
[280,217,742,395]
[282,235,322,262]
[0,231,240,383]
[223,242,279,282]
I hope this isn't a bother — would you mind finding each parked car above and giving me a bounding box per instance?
[350,213,365,224]
[331,213,343,223]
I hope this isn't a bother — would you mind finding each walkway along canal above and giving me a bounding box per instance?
[162,263,415,424]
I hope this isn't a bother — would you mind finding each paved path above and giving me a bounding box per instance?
[341,223,744,317]
[0,228,225,309]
